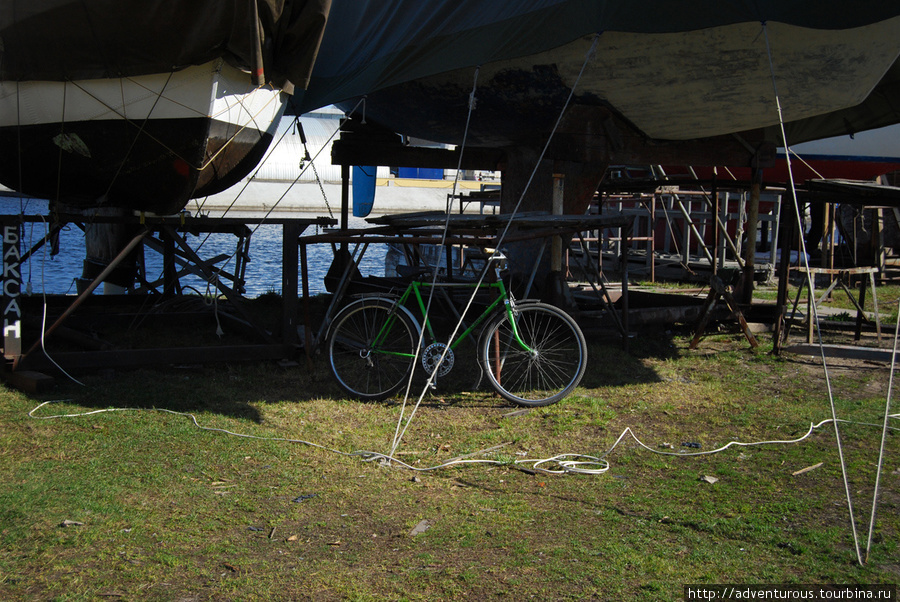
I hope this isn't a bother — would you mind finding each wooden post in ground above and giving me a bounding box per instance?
[737,168,761,304]
[711,169,719,277]
[548,173,569,308]
[282,221,300,347]
[773,196,797,355]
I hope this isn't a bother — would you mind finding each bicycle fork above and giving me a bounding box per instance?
[504,299,537,357]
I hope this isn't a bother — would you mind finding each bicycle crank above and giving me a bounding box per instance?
[422,342,454,376]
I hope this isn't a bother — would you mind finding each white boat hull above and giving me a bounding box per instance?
[0,60,286,214]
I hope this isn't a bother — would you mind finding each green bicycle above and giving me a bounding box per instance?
[326,261,587,406]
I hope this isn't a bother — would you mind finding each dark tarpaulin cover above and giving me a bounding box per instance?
[295,0,900,113]
[0,0,331,91]
[6,0,899,143]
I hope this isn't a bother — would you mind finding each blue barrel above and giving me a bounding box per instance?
[352,166,377,217]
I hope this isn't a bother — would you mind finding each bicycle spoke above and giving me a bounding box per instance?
[329,299,417,401]
[481,303,587,406]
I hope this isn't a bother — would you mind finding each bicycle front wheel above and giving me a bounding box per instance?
[328,298,418,401]
[479,302,587,407]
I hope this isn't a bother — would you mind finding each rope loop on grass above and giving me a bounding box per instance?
[524,454,610,475]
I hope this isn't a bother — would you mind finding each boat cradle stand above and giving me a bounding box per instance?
[298,210,635,353]
[1,212,335,383]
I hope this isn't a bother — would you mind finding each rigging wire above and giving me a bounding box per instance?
[191,112,312,230]
[13,79,38,291]
[866,300,898,561]
[390,66,481,459]
[188,99,362,313]
[789,148,826,180]
[91,71,176,203]
[14,81,32,215]
[39,61,280,268]
[493,34,600,251]
[53,80,68,209]
[159,98,361,311]
[64,68,280,176]
[762,22,863,566]
[10,64,351,367]
[209,96,360,233]
[388,33,601,456]
[202,96,362,229]
[220,98,362,237]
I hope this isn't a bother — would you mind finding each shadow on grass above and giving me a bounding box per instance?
[32,320,684,418]
[43,355,358,421]
[45,364,272,423]
[580,326,680,389]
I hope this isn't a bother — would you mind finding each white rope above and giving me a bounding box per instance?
[34,215,86,387]
[762,22,863,566]
[28,401,351,456]
[789,148,826,180]
[30,398,896,476]
[208,273,225,337]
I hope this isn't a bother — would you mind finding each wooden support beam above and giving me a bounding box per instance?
[2,370,55,394]
[773,199,797,355]
[783,344,899,363]
[332,140,504,170]
[282,221,301,346]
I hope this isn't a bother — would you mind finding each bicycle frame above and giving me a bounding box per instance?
[372,277,533,358]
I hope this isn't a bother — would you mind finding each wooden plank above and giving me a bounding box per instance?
[3,370,55,394]
[783,343,898,363]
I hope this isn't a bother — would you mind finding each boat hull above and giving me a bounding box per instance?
[0,60,285,215]
[333,18,900,152]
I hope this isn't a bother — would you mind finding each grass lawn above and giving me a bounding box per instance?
[1,313,898,600]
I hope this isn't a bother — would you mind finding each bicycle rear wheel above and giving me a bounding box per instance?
[479,302,587,407]
[328,298,418,401]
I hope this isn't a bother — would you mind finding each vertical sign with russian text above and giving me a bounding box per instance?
[2,219,22,359]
